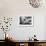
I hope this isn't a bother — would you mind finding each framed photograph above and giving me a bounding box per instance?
[19,16,34,27]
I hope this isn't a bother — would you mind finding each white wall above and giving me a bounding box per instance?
[0,0,46,17]
[44,16,46,40]
[0,16,45,40]
[0,0,46,40]
[9,15,45,40]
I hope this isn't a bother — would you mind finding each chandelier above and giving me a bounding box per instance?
[29,0,44,8]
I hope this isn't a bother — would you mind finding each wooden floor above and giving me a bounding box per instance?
[0,40,46,46]
[0,40,16,46]
[0,42,16,46]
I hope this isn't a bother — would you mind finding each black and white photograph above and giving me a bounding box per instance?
[19,16,33,26]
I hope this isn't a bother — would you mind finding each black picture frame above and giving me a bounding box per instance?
[19,16,34,27]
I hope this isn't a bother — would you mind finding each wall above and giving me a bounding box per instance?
[0,0,46,17]
[0,16,45,40]
[44,16,46,40]
[0,0,46,40]
[8,16,45,40]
